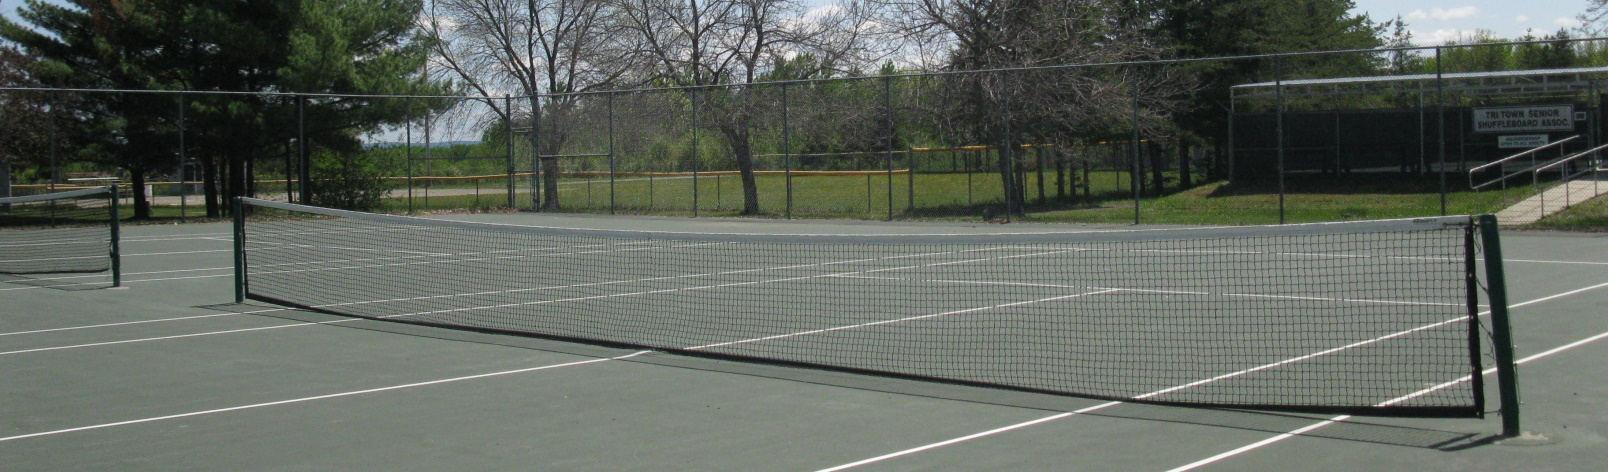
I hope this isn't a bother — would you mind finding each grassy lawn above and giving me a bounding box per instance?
[1528,195,1608,232]
[498,171,1554,226]
[1020,177,1545,226]
[123,170,1604,230]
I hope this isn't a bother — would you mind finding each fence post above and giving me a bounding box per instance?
[49,93,59,190]
[297,95,311,206]
[531,94,543,210]
[177,93,187,219]
[884,75,895,221]
[1437,47,1448,216]
[506,95,516,208]
[405,98,414,213]
[1002,74,1017,221]
[783,83,792,219]
[1275,58,1286,224]
[691,90,700,216]
[1131,66,1143,225]
[608,92,616,214]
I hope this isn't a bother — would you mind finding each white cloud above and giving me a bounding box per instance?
[803,4,844,21]
[1515,15,1529,23]
[1410,28,1482,45]
[1554,17,1583,28]
[1406,6,1480,21]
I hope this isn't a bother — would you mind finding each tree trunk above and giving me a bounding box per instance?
[0,160,10,199]
[130,168,150,219]
[996,145,1018,215]
[202,154,220,218]
[1055,152,1066,200]
[1178,141,1193,188]
[541,157,560,210]
[1148,141,1165,196]
[0,160,10,213]
[245,158,256,199]
[227,152,246,217]
[1209,138,1228,181]
[731,132,759,215]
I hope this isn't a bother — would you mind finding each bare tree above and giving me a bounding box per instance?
[876,0,1188,211]
[1580,0,1608,36]
[613,0,886,214]
[423,0,635,208]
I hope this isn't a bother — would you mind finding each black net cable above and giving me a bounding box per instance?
[239,198,1487,417]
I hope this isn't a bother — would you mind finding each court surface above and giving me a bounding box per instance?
[3,213,1606,471]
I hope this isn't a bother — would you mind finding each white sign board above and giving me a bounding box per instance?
[1473,105,1575,133]
[1497,135,1550,149]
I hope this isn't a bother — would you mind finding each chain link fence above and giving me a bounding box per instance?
[3,38,1604,224]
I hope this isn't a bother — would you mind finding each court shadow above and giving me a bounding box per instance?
[197,302,642,360]
[1079,403,1497,451]
[199,302,1501,452]
[0,273,114,291]
[589,350,1503,452]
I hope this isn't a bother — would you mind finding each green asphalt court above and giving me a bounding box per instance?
[2,213,1606,471]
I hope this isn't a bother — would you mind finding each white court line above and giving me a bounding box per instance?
[834,275,1477,308]
[0,252,1110,439]
[0,245,1049,351]
[1162,280,1608,472]
[0,253,1597,451]
[1167,329,1608,472]
[121,233,233,242]
[0,272,230,292]
[0,317,364,356]
[689,289,1123,350]
[0,305,310,338]
[0,351,650,443]
[0,240,1026,337]
[810,281,1608,472]
[126,249,234,257]
[0,239,685,291]
[1508,258,1608,266]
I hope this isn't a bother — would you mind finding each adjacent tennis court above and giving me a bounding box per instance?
[2,210,1605,471]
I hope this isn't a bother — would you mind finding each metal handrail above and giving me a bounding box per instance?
[1535,144,1608,174]
[1469,135,1578,174]
[1470,135,1581,191]
[1531,145,1607,217]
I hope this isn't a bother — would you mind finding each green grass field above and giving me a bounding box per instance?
[1529,196,1608,231]
[476,171,1571,226]
[125,170,1604,230]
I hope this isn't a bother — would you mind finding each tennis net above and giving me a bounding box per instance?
[235,197,1508,418]
[0,187,121,281]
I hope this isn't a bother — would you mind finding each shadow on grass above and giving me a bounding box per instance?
[1206,173,1480,198]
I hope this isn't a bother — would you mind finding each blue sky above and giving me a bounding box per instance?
[1353,0,1591,44]
[1,0,1598,47]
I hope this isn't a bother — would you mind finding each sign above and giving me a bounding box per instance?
[1472,105,1575,133]
[1497,135,1550,149]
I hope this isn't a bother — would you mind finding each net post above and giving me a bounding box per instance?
[1478,214,1520,437]
[109,185,121,288]
[232,197,247,303]
[1464,218,1486,414]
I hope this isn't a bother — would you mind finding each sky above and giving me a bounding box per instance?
[1352,0,1591,44]
[0,0,1597,47]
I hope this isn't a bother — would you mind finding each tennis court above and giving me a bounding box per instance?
[2,209,1606,471]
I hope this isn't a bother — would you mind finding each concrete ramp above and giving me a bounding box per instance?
[1495,174,1608,225]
